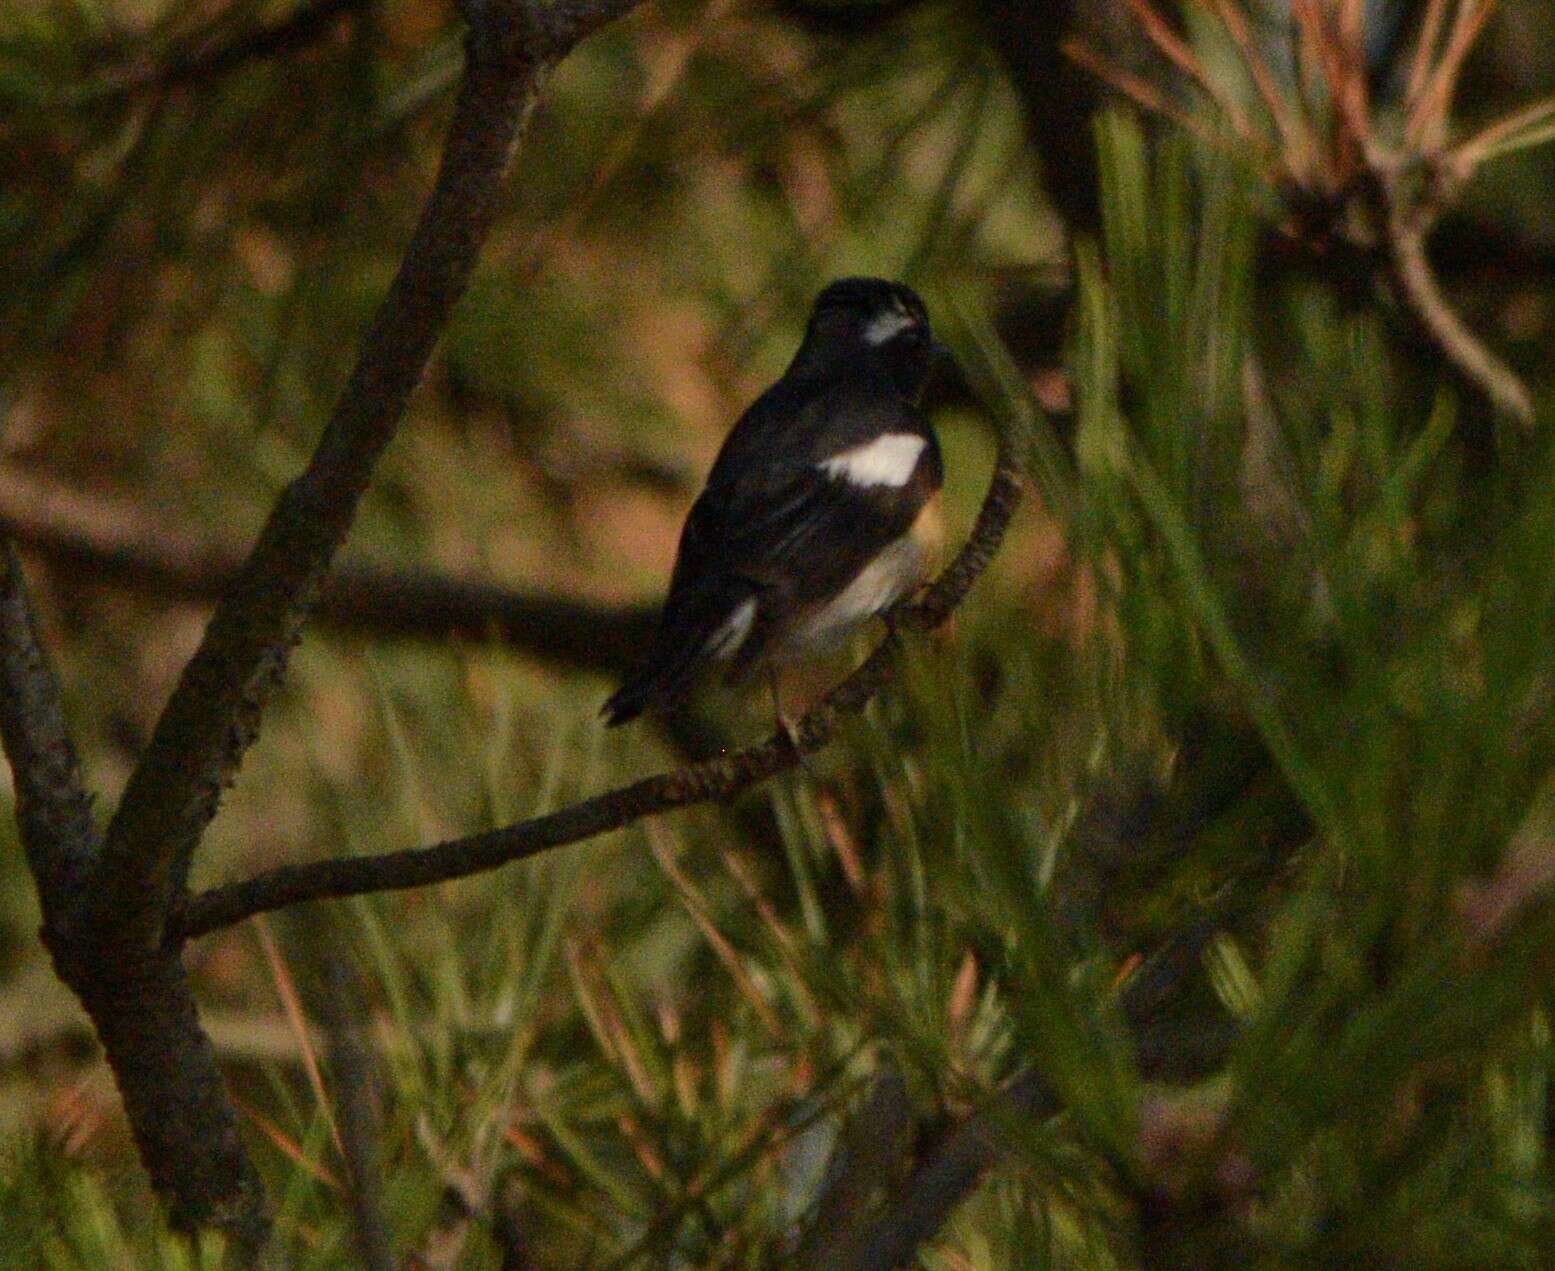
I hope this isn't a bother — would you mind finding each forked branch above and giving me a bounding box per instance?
[0,0,654,1250]
[1072,0,1544,427]
[99,0,648,953]
[176,434,1026,940]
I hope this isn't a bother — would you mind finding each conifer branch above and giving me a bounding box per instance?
[98,0,648,954]
[175,435,1025,940]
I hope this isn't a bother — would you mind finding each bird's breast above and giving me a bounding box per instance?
[777,493,943,661]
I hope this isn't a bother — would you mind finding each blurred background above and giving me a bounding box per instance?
[4,0,1555,1265]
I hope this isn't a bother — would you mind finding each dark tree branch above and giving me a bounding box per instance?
[819,872,1280,1269]
[0,545,271,1252]
[0,0,649,1251]
[317,568,654,668]
[175,434,1026,940]
[321,957,395,1271]
[99,0,647,953]
[57,946,274,1252]
[0,471,655,672]
[0,546,100,903]
[822,1070,1057,1271]
[792,1067,917,1264]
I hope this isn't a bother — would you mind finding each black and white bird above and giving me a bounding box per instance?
[602,277,945,727]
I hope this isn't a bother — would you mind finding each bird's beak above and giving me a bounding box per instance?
[930,339,959,373]
[922,339,973,409]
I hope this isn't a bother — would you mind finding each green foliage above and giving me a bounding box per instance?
[4,1,1555,1266]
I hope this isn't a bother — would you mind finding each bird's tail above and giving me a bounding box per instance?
[601,581,758,726]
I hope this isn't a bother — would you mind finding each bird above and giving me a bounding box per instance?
[602,277,946,731]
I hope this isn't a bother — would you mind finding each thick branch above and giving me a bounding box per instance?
[0,551,270,1251]
[0,546,100,905]
[52,942,273,1253]
[176,438,1025,940]
[99,0,645,951]
[1,0,648,1252]
[0,471,654,671]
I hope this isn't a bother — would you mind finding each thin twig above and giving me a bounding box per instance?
[174,437,1025,940]
[98,0,369,102]
[98,0,648,952]
[1385,195,1535,427]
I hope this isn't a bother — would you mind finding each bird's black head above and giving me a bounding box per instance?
[792,277,936,399]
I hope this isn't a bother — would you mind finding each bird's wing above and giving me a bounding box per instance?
[675,386,938,608]
[602,384,938,724]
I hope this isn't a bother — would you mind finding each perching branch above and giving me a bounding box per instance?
[98,0,648,954]
[175,434,1026,940]
[0,0,647,1249]
[0,470,655,672]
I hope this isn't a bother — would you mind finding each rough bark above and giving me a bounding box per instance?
[50,940,274,1252]
[99,0,641,953]
[0,546,272,1251]
[0,0,649,1253]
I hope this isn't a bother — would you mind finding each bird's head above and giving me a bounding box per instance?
[794,277,939,398]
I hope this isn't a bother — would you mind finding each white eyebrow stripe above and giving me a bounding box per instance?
[862,309,918,345]
[819,433,927,488]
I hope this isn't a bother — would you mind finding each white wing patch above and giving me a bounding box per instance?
[705,596,756,660]
[819,433,927,488]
